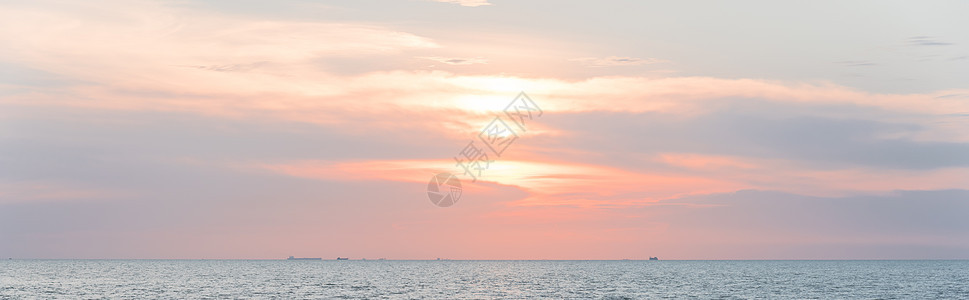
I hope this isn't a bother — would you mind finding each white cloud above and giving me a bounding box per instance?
[0,0,439,84]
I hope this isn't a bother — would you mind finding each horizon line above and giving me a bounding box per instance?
[5,258,968,261]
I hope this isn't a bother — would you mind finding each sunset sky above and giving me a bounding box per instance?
[2,0,969,259]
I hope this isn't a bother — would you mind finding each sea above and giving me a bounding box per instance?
[1,260,967,299]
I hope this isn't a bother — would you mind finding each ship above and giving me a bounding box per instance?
[336,257,349,260]
[649,257,659,260]
[287,256,322,260]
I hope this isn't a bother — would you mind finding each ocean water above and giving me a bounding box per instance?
[1,260,967,299]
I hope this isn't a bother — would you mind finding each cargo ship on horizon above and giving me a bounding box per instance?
[286,256,322,260]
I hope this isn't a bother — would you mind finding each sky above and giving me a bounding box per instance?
[1,0,968,260]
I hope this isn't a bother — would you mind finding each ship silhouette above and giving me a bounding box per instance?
[287,256,321,260]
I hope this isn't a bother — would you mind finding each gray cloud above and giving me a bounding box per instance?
[834,60,877,67]
[420,56,488,65]
[570,56,666,67]
[532,99,969,170]
[0,106,460,192]
[908,36,954,46]
[430,0,491,7]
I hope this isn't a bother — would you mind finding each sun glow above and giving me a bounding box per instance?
[453,95,506,114]
[452,76,529,94]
